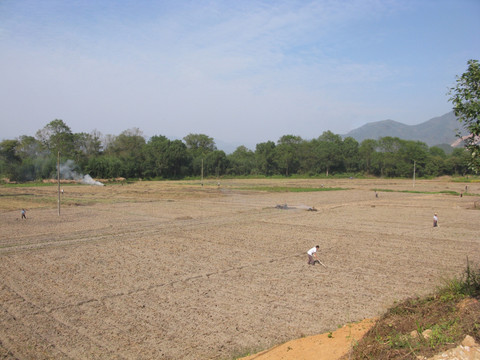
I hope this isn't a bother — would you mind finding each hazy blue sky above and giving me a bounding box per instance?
[1,0,479,150]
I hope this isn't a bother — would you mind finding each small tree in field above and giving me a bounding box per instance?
[449,59,480,172]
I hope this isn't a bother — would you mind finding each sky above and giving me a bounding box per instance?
[1,0,479,151]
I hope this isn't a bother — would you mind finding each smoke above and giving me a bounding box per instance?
[82,174,104,186]
[58,160,104,186]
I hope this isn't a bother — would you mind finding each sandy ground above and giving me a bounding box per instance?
[0,178,479,359]
[239,318,377,360]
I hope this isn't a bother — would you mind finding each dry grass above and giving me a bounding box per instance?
[343,266,480,360]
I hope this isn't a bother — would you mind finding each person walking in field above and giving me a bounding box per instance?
[21,209,27,219]
[307,245,320,265]
[433,213,438,227]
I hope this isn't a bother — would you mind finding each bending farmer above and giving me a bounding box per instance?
[307,245,320,265]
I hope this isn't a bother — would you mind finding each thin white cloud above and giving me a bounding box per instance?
[0,0,478,146]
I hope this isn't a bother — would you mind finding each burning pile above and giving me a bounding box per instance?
[57,160,104,186]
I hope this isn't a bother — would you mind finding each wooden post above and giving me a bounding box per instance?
[201,158,204,186]
[57,151,61,216]
[413,160,416,188]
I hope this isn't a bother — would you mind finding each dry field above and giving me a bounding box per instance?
[0,178,479,359]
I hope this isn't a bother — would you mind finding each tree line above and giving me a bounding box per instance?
[0,119,475,183]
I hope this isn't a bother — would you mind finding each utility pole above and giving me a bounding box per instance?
[57,151,61,216]
[201,158,204,186]
[413,160,416,188]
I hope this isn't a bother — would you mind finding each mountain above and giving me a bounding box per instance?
[343,111,466,147]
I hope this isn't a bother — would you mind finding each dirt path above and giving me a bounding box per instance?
[0,179,478,359]
[239,318,377,360]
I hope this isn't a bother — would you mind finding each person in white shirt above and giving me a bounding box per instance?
[433,213,438,227]
[307,245,320,265]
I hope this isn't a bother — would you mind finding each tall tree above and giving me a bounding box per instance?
[105,128,146,178]
[255,141,276,176]
[86,155,124,178]
[447,148,470,175]
[143,135,171,178]
[377,137,403,177]
[341,137,360,173]
[398,140,428,177]
[275,135,302,176]
[297,140,319,175]
[16,135,54,181]
[183,134,216,156]
[75,130,103,157]
[166,139,191,178]
[143,136,190,178]
[183,134,216,176]
[0,139,21,180]
[73,131,103,169]
[35,119,75,158]
[317,131,342,176]
[227,146,255,176]
[358,139,377,175]
[16,136,43,159]
[205,150,228,177]
[449,59,480,172]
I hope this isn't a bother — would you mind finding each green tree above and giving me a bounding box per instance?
[143,135,171,178]
[227,146,255,176]
[15,136,52,181]
[424,155,446,177]
[205,150,228,177]
[35,119,75,158]
[275,135,302,176]
[165,140,191,178]
[449,59,480,172]
[447,148,470,175]
[16,136,43,159]
[75,130,102,156]
[358,139,377,175]
[341,137,360,173]
[183,134,216,176]
[317,131,342,176]
[73,131,103,170]
[104,128,146,178]
[429,146,447,159]
[143,136,190,178]
[255,141,276,176]
[0,139,21,180]
[86,155,124,178]
[377,137,403,177]
[297,140,319,175]
[398,140,428,177]
[183,134,216,156]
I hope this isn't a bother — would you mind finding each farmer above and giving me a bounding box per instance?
[433,213,438,227]
[21,209,27,220]
[307,245,320,265]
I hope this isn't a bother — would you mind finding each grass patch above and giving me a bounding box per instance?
[344,260,480,360]
[451,176,480,183]
[239,186,348,193]
[0,182,56,188]
[372,188,473,196]
[400,190,460,195]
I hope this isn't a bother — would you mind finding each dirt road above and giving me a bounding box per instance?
[0,178,478,359]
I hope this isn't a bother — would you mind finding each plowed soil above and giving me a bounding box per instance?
[0,178,479,359]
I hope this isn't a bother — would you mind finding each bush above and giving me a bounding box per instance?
[346,260,480,360]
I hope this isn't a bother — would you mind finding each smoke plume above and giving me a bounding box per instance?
[58,160,104,186]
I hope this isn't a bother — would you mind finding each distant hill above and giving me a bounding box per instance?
[343,111,467,147]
